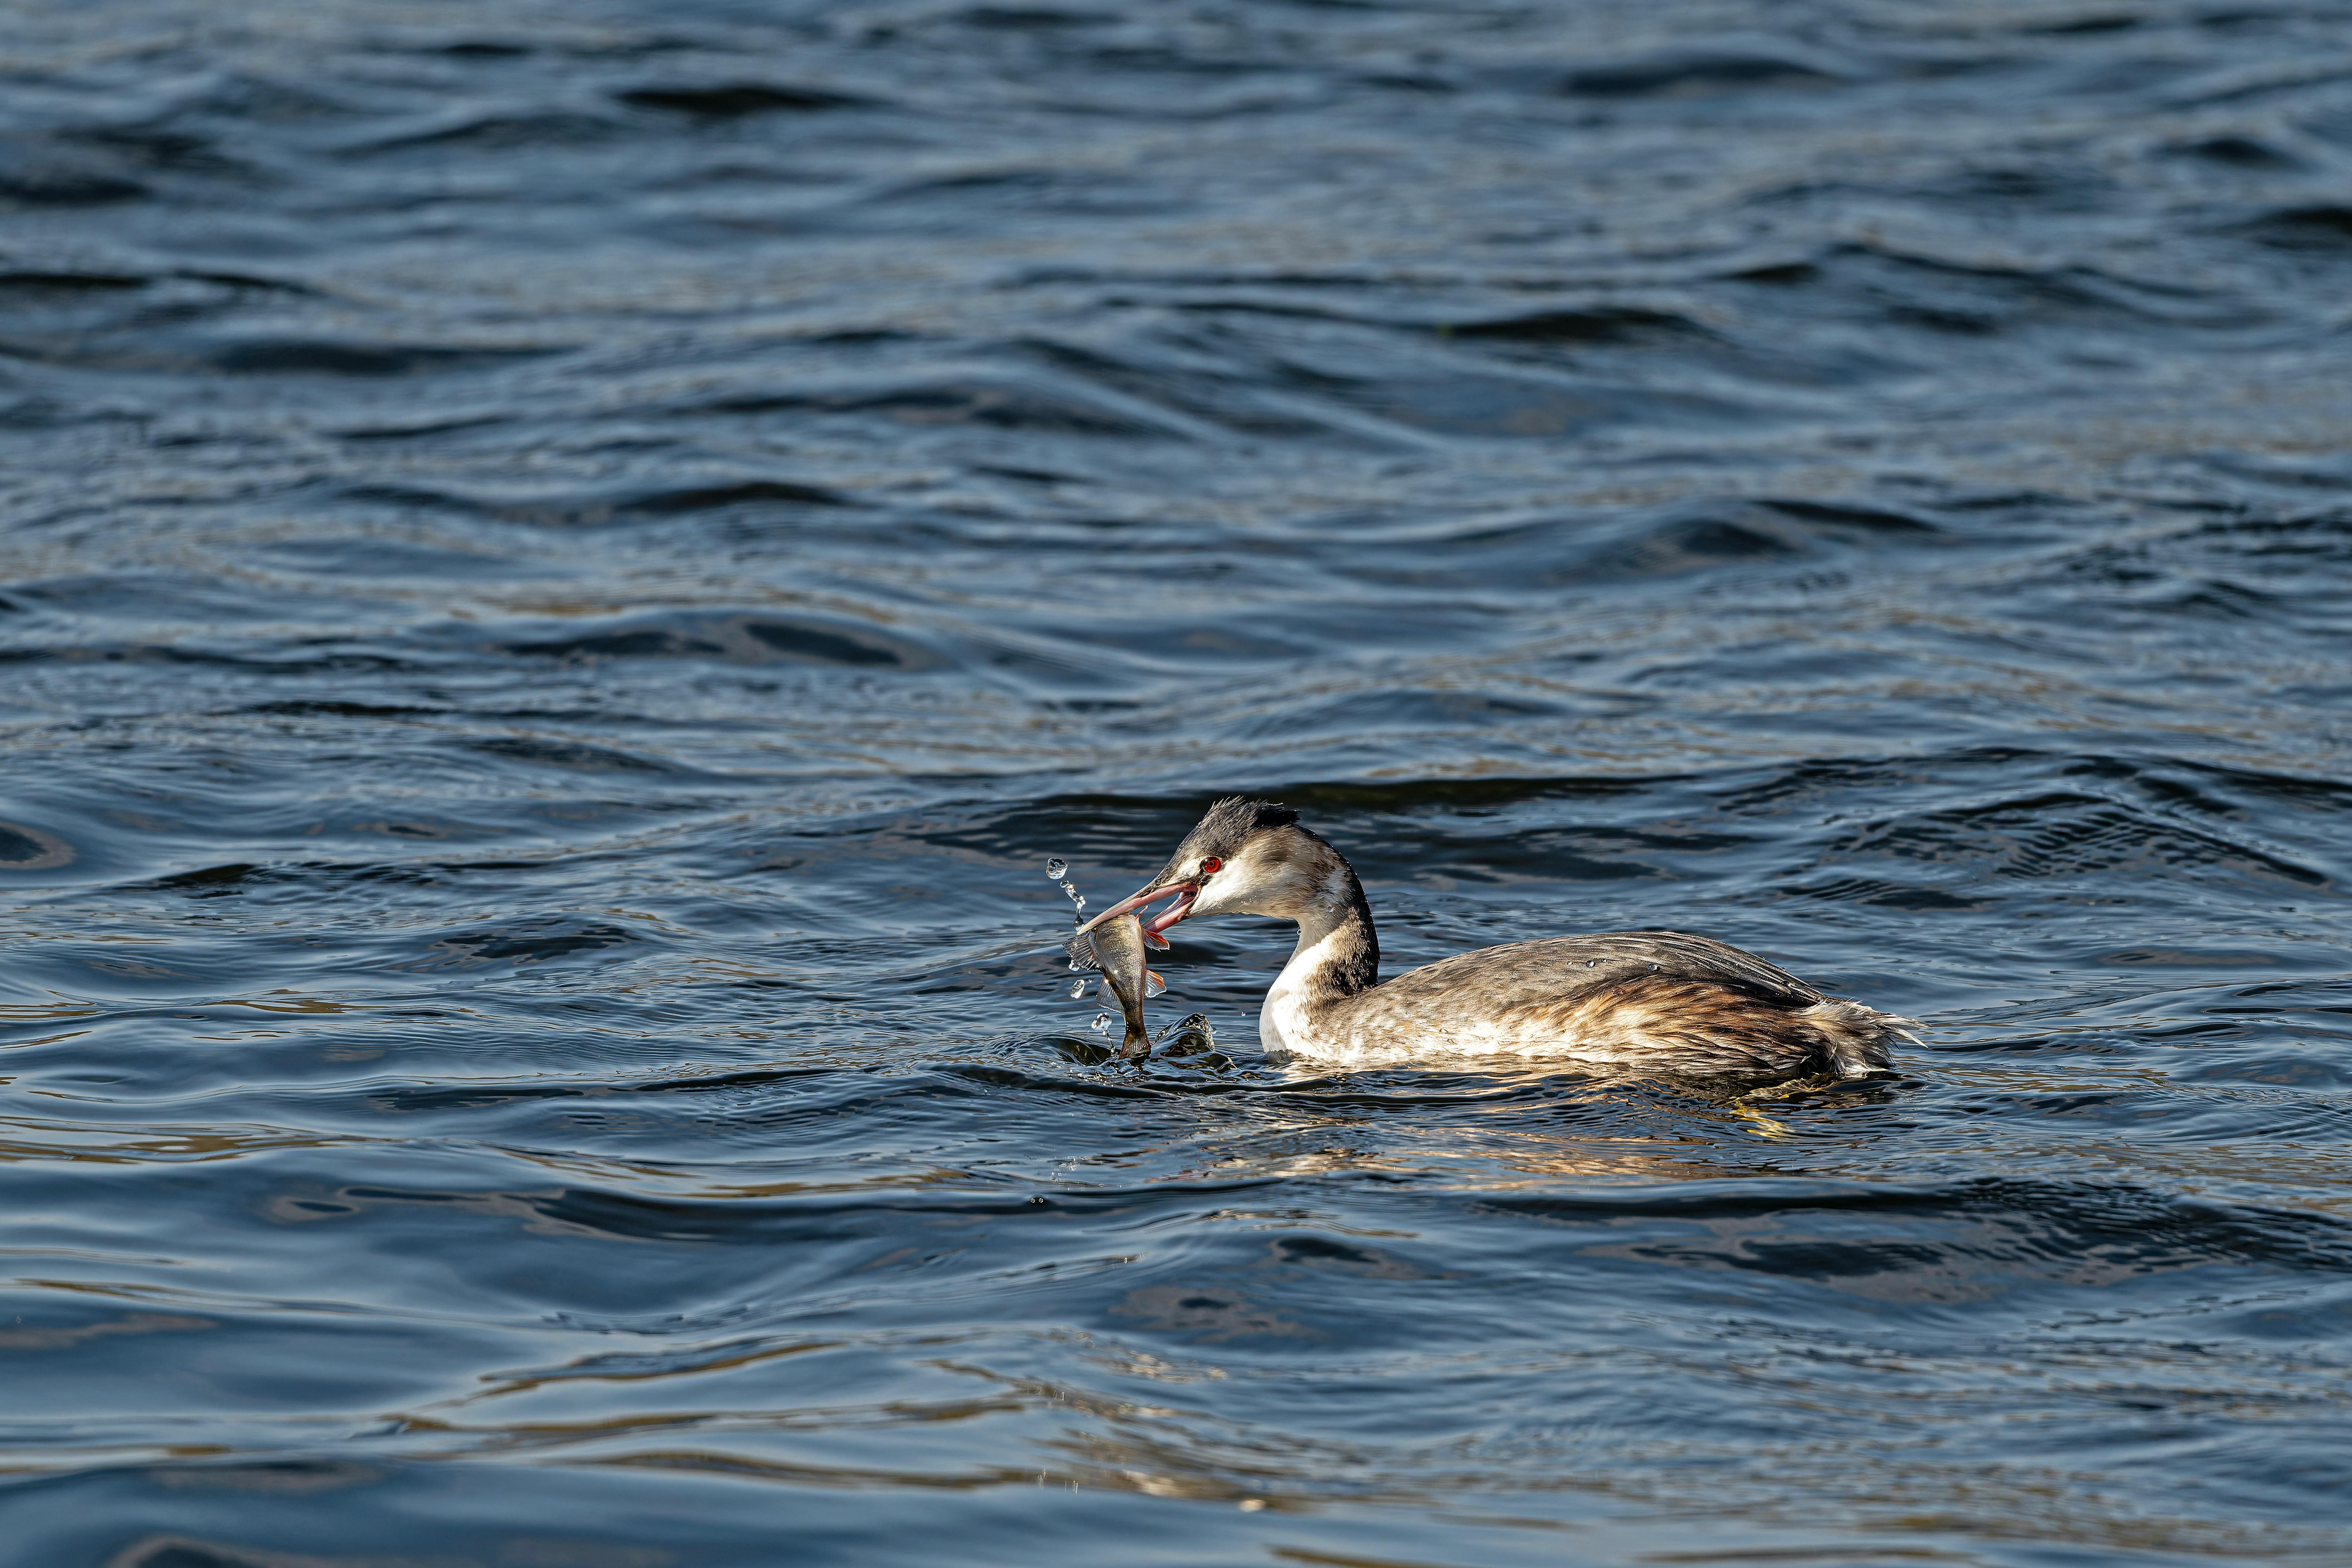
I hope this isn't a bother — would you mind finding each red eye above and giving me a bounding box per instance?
[1200,857,1222,875]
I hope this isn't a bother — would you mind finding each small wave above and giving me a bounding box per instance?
[1554,49,1851,99]
[207,338,554,377]
[0,269,146,292]
[343,111,624,156]
[617,82,863,116]
[487,611,937,671]
[414,917,645,970]
[0,820,75,872]
[467,736,692,775]
[1810,789,2329,890]
[1480,1175,2352,1278]
[2232,204,2352,251]
[0,136,149,205]
[705,375,1200,438]
[338,478,849,527]
[1444,306,1712,345]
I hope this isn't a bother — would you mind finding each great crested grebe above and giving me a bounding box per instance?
[1071,798,1914,1076]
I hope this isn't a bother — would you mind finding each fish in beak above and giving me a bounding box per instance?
[1065,910,1161,1057]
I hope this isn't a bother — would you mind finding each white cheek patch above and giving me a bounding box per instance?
[1215,846,1271,904]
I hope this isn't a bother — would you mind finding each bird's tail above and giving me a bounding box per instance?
[1803,998,1917,1078]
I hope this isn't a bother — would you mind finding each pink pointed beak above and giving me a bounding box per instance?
[1072,878,1196,940]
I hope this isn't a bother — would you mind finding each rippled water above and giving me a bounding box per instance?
[6,1,2352,1563]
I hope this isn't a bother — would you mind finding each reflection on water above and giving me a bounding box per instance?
[4,0,2352,1563]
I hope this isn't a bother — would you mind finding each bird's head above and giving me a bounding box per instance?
[1071,797,1354,940]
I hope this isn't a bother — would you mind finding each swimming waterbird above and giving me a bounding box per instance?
[1070,798,1915,1075]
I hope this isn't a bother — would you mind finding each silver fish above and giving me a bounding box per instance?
[1065,910,1160,1058]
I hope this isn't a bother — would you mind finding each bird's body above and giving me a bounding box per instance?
[1262,924,1901,1075]
[1075,798,1912,1078]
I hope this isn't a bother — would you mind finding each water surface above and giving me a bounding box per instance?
[4,1,2352,1563]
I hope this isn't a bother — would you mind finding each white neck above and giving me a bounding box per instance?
[1258,901,1359,1053]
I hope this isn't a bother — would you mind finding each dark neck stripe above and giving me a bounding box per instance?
[1302,864,1380,1001]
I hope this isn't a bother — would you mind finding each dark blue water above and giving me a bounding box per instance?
[6,1,2352,1563]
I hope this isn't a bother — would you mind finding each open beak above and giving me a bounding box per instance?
[1072,878,1196,940]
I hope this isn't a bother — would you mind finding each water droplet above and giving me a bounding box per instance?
[1045,857,1066,880]
[1061,880,1080,901]
[1144,972,1165,998]
[1070,895,1085,912]
[1068,977,1092,1000]
[1090,1012,1113,1033]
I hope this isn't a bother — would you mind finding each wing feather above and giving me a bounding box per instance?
[1371,931,1824,1013]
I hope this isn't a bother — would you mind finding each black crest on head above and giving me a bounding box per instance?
[1193,796,1296,848]
[1147,796,1308,887]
